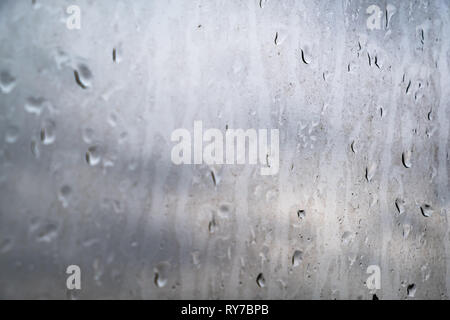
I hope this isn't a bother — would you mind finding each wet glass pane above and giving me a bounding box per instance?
[0,0,449,299]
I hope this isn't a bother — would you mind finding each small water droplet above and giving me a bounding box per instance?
[25,97,47,115]
[402,224,412,239]
[292,250,303,267]
[342,231,355,245]
[58,185,72,208]
[30,139,40,158]
[256,273,266,288]
[395,198,406,215]
[40,120,56,145]
[350,140,357,153]
[86,146,101,166]
[420,204,433,217]
[5,126,19,144]
[154,262,170,288]
[0,70,16,94]
[74,64,93,89]
[407,284,416,297]
[297,209,306,220]
[36,223,58,242]
[402,150,412,168]
[82,127,94,144]
[208,219,216,234]
[365,163,377,182]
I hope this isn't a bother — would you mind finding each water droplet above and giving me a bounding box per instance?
[402,224,412,239]
[36,223,58,242]
[402,150,412,168]
[365,163,377,182]
[25,97,47,115]
[300,48,312,64]
[5,126,19,144]
[407,284,416,297]
[74,64,93,89]
[30,139,40,158]
[342,231,355,245]
[292,250,303,267]
[218,203,231,218]
[40,120,56,145]
[208,219,216,234]
[395,198,406,215]
[350,140,357,153]
[82,127,94,144]
[112,45,123,63]
[420,204,433,217]
[297,209,306,220]
[58,185,72,208]
[256,273,266,288]
[86,146,101,166]
[0,70,16,94]
[154,262,170,288]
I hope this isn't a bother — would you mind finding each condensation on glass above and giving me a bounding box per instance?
[0,0,449,299]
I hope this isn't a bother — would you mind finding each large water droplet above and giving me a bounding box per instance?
[297,209,306,220]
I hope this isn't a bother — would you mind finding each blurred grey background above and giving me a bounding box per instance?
[0,0,449,299]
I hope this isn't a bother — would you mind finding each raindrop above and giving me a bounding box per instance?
[395,198,406,215]
[25,97,46,115]
[30,139,40,158]
[365,163,377,182]
[208,219,216,234]
[350,140,357,153]
[407,284,416,297]
[342,231,355,245]
[0,70,16,94]
[402,224,412,239]
[402,151,412,168]
[82,127,94,144]
[74,64,93,89]
[292,250,303,267]
[300,48,312,64]
[58,185,72,208]
[112,46,123,63]
[36,223,58,242]
[274,32,278,45]
[256,273,266,288]
[40,120,56,145]
[297,209,306,220]
[5,126,19,144]
[86,146,101,166]
[154,262,170,288]
[420,204,433,217]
